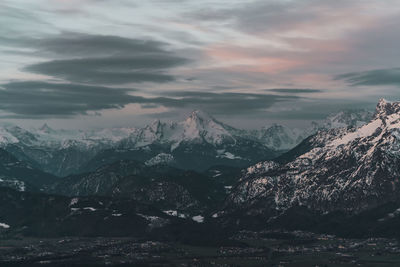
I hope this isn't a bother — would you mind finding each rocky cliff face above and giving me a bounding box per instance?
[223,99,400,217]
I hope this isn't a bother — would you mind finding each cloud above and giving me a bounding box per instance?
[159,91,300,115]
[186,0,400,87]
[267,88,323,93]
[9,33,190,84]
[1,0,396,125]
[0,81,141,117]
[264,99,376,120]
[24,56,187,84]
[0,82,299,118]
[0,2,52,36]
[31,33,169,58]
[335,68,400,86]
[187,0,365,35]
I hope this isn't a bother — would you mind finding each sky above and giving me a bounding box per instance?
[1,0,400,129]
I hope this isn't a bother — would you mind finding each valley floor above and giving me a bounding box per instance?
[1,231,400,266]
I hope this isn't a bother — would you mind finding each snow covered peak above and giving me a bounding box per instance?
[253,109,373,151]
[256,124,306,151]
[148,119,163,133]
[375,99,400,118]
[262,123,285,132]
[322,110,373,129]
[185,110,215,124]
[378,98,388,105]
[120,110,236,149]
[226,99,400,215]
[180,110,234,145]
[0,127,19,146]
[38,123,55,134]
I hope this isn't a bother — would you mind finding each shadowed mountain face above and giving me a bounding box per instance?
[0,186,173,238]
[47,160,227,216]
[219,100,400,230]
[0,148,56,192]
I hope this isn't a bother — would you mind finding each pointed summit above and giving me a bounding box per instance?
[187,110,214,123]
[39,123,54,134]
[184,110,220,131]
[378,98,388,105]
[148,119,162,132]
[375,98,400,118]
[179,110,234,145]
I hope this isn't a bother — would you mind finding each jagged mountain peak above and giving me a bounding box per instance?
[180,110,234,145]
[38,123,55,134]
[322,109,373,129]
[262,123,289,132]
[375,98,400,118]
[225,99,400,216]
[147,119,163,132]
[189,109,212,119]
[184,110,218,126]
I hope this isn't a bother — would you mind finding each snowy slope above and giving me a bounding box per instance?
[252,110,373,151]
[225,99,400,215]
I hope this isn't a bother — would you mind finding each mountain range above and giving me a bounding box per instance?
[0,99,399,240]
[217,99,400,236]
[0,109,372,177]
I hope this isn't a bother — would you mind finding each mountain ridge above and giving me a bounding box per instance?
[0,109,373,176]
[221,99,400,221]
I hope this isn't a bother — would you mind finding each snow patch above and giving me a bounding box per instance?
[328,119,382,148]
[0,223,10,229]
[145,153,174,166]
[163,210,177,216]
[192,215,204,223]
[83,207,96,211]
[217,150,242,160]
[69,198,79,206]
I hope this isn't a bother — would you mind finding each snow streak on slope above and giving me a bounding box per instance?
[225,99,400,215]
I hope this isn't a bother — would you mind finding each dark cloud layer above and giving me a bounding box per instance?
[336,68,400,86]
[25,56,187,84]
[267,88,322,93]
[159,91,300,115]
[32,33,167,58]
[15,33,189,84]
[0,82,141,117]
[0,81,299,118]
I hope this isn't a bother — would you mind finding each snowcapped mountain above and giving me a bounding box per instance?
[252,109,373,151]
[86,111,277,172]
[222,99,400,218]
[0,108,374,176]
[0,123,137,176]
[322,109,373,129]
[251,124,311,151]
[0,123,136,150]
[120,110,240,150]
